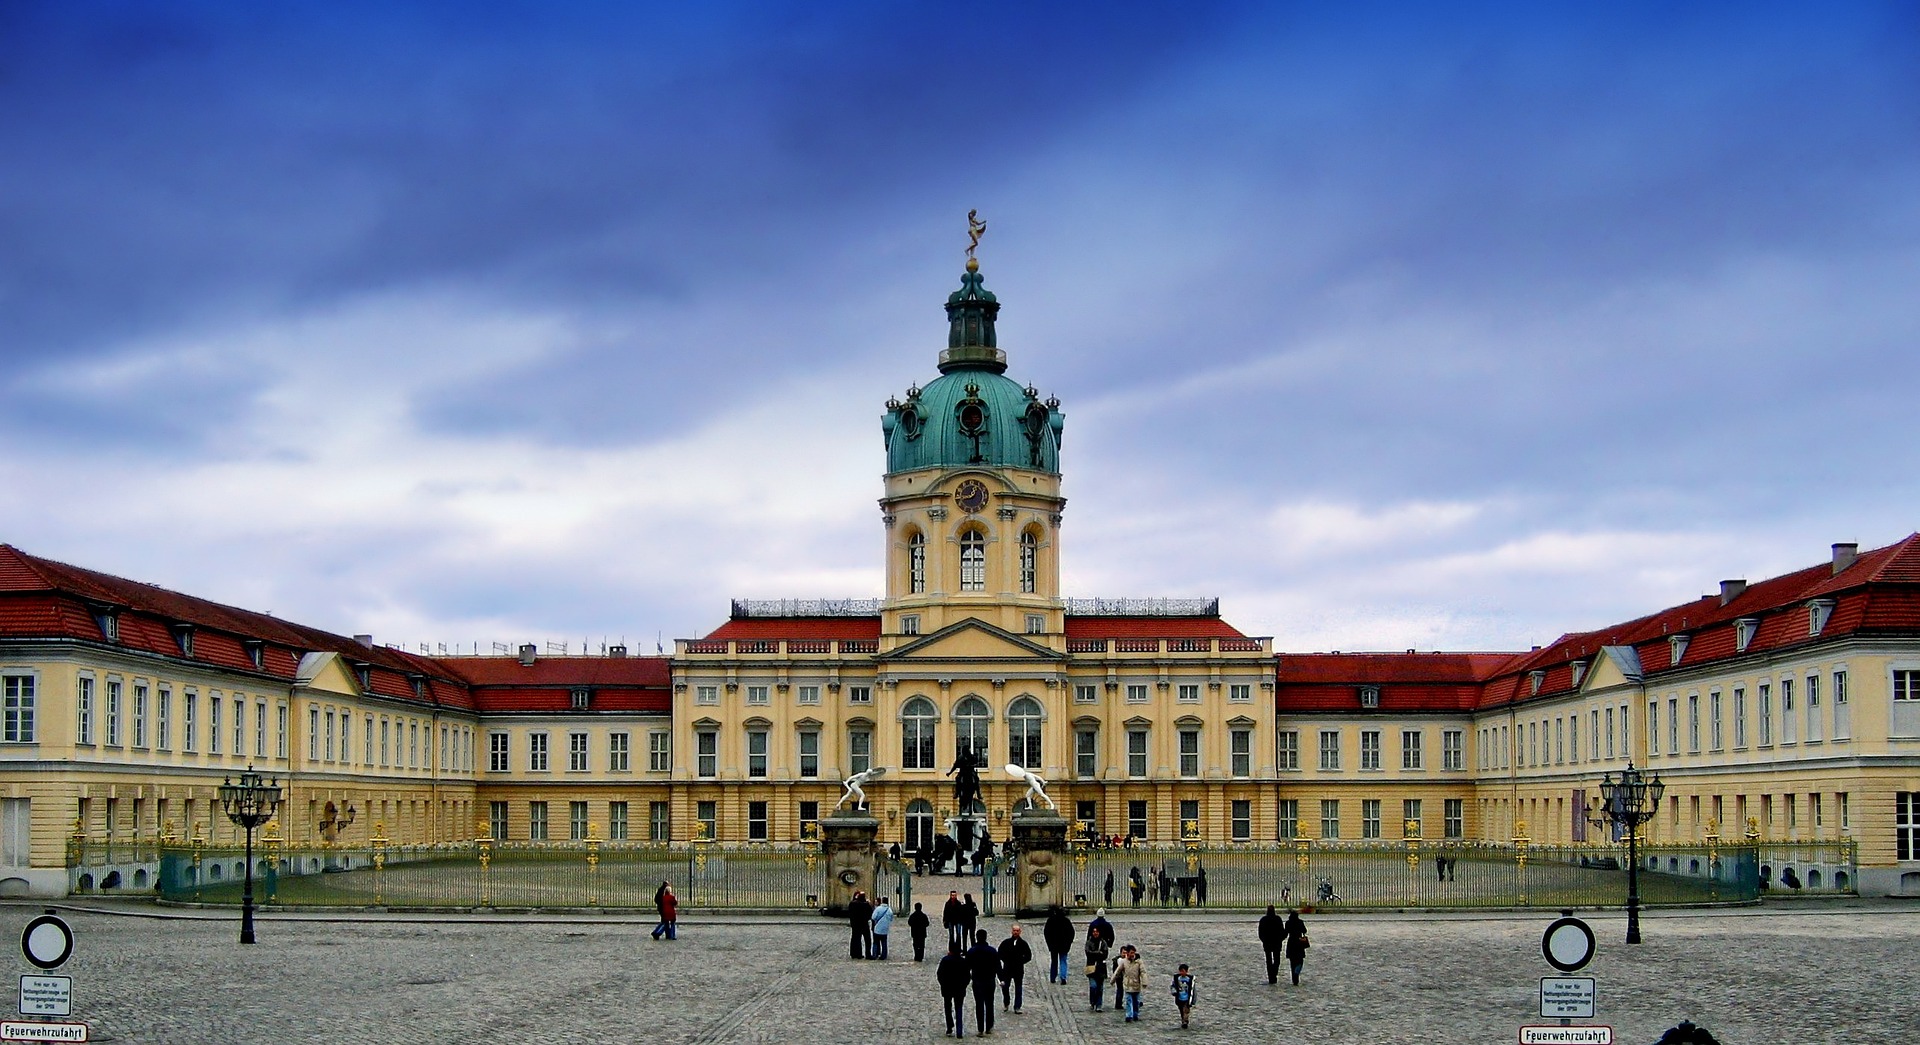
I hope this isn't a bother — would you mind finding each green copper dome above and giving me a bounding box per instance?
[882,263,1064,474]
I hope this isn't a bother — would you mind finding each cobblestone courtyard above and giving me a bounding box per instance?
[6,899,1914,1044]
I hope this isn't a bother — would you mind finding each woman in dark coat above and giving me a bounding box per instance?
[1128,866,1145,906]
[1043,906,1075,984]
[1083,923,1112,1010]
[1283,909,1309,985]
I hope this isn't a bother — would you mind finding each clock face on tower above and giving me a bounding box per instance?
[955,479,989,515]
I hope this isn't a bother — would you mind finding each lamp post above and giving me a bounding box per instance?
[217,766,283,944]
[1589,763,1666,945]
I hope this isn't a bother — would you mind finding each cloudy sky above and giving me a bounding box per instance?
[4,3,1918,655]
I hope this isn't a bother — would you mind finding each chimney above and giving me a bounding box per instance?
[518,643,537,666]
[1719,579,1747,606]
[354,634,374,647]
[608,644,629,658]
[1832,542,1859,575]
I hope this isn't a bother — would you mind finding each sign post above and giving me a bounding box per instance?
[1521,912,1609,1045]
[14,912,85,1042]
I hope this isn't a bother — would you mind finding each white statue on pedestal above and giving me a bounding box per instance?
[835,766,887,812]
[1004,763,1056,811]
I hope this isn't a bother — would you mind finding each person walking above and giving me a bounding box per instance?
[938,942,972,1037]
[1116,944,1146,1022]
[1257,904,1285,984]
[1089,907,1113,947]
[1169,963,1196,1029]
[1104,869,1115,906]
[651,880,678,941]
[1129,866,1145,907]
[997,924,1032,1012]
[961,893,979,945]
[1084,923,1111,1011]
[871,895,895,960]
[847,890,874,960]
[1283,909,1309,986]
[943,890,965,948]
[966,929,1001,1037]
[1195,866,1208,907]
[1111,942,1127,1013]
[1042,905,1074,985]
[909,901,932,961]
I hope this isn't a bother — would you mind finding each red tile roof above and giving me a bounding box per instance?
[1277,652,1518,713]
[702,617,882,641]
[1064,616,1247,639]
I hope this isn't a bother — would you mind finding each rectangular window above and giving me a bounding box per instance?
[306,707,317,760]
[1229,683,1252,703]
[1126,683,1148,704]
[570,801,589,841]
[1443,729,1464,771]
[1074,684,1098,704]
[1127,729,1148,778]
[1812,793,1824,829]
[1733,688,1747,748]
[1026,614,1045,634]
[183,691,196,752]
[207,692,220,753]
[697,731,718,778]
[1127,799,1149,840]
[697,801,717,842]
[1445,798,1464,839]
[153,687,171,751]
[848,729,871,776]
[1710,692,1723,751]
[234,698,245,756]
[1362,799,1382,839]
[1277,730,1299,771]
[1782,677,1797,744]
[1230,728,1252,777]
[325,709,336,761]
[1619,703,1629,755]
[1278,798,1299,841]
[1178,799,1201,836]
[1605,707,1615,758]
[1401,730,1423,770]
[798,685,820,705]
[278,704,288,759]
[695,685,719,705]
[489,732,509,772]
[75,676,95,745]
[1319,730,1341,770]
[1839,791,1850,830]
[1758,683,1773,745]
[107,680,123,747]
[1806,673,1823,742]
[1648,700,1660,756]
[528,732,549,772]
[747,685,769,706]
[131,683,148,748]
[847,686,872,704]
[1897,795,1920,860]
[1403,799,1423,836]
[255,700,266,758]
[748,801,768,842]
[488,801,509,841]
[1,675,35,744]
[569,731,589,772]
[1230,799,1252,842]
[1555,718,1564,763]
[380,719,390,766]
[1177,683,1201,703]
[609,801,629,841]
[648,731,670,773]
[799,730,819,778]
[650,801,671,842]
[1320,799,1340,840]
[1076,728,1097,778]
[1178,728,1200,778]
[1833,670,1850,740]
[1589,710,1600,760]
[1360,729,1381,770]
[609,731,630,772]
[528,802,548,841]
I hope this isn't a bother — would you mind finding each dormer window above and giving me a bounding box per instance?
[1669,634,1690,666]
[570,688,591,711]
[353,663,372,691]
[1807,599,1836,637]
[1734,618,1759,652]
[243,640,265,670]
[902,614,921,637]
[171,624,195,657]
[411,675,429,699]
[1357,685,1380,709]
[1570,661,1587,687]
[1528,670,1546,695]
[92,608,120,643]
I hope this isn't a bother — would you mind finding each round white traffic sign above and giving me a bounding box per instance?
[1542,915,1595,972]
[21,913,74,971]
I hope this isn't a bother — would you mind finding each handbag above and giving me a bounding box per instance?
[1084,963,1099,976]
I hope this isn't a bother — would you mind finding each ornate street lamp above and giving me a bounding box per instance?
[218,766,283,944]
[1589,763,1666,944]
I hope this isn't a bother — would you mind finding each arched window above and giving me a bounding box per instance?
[1008,696,1043,769]
[955,696,991,763]
[1019,530,1037,594]
[908,531,926,594]
[959,527,986,592]
[902,697,937,769]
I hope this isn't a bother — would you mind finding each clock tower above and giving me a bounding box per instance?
[877,255,1066,649]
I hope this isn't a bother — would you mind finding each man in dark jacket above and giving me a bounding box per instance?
[1042,906,1074,984]
[937,942,972,1037]
[908,901,932,961]
[965,930,1001,1036]
[847,891,874,960]
[997,924,1033,1012]
[1258,904,1286,984]
[943,890,965,948]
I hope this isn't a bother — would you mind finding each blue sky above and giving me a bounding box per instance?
[4,2,1918,654]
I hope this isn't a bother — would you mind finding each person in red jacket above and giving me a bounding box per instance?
[651,881,678,940]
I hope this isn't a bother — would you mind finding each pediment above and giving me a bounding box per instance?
[882,617,1065,663]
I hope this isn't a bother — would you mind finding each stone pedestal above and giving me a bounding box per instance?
[1010,808,1069,917]
[821,812,880,916]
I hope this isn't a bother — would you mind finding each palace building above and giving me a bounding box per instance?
[2,256,1918,898]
